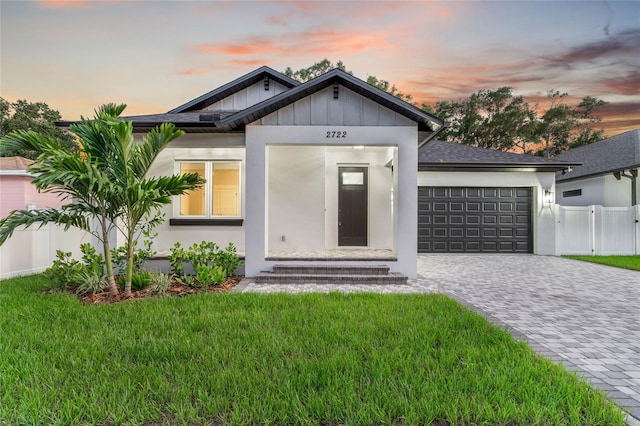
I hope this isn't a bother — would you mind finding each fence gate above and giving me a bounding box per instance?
[557,205,638,255]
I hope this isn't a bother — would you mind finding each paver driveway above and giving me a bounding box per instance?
[418,254,640,422]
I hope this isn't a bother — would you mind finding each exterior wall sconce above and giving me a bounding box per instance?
[544,189,554,205]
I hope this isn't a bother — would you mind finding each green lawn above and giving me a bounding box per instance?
[0,275,625,426]
[565,255,640,271]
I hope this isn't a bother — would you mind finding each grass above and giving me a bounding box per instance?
[0,275,626,426]
[565,255,640,271]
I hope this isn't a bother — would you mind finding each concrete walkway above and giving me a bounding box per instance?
[239,254,640,422]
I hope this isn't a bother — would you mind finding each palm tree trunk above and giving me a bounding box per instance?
[100,214,118,296]
[124,221,134,298]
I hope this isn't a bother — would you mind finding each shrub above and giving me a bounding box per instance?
[168,242,187,276]
[74,270,108,294]
[43,250,84,289]
[118,270,153,291]
[150,272,172,295]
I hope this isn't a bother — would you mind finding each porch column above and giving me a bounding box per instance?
[244,127,267,277]
[396,141,418,278]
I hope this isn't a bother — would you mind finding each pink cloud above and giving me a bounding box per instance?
[177,68,210,76]
[192,29,393,59]
[36,0,88,8]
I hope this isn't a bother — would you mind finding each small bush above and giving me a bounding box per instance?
[168,242,187,276]
[118,270,153,291]
[43,250,84,289]
[74,270,108,294]
[150,272,172,295]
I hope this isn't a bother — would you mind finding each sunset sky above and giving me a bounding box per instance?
[1,0,639,136]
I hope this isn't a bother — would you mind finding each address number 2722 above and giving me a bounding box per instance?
[326,131,347,138]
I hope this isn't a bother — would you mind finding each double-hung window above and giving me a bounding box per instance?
[177,161,241,218]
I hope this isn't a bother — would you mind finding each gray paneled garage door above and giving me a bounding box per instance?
[418,187,532,253]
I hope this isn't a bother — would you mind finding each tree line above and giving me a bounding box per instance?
[285,59,607,157]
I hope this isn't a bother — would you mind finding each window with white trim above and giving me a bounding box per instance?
[177,161,241,218]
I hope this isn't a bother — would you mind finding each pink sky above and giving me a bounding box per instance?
[1,0,639,136]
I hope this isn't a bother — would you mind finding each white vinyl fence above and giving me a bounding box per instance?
[557,205,640,255]
[0,225,93,280]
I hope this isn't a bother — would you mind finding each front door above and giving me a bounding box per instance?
[338,166,368,246]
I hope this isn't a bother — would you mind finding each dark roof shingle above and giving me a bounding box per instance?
[419,140,576,170]
[554,130,640,181]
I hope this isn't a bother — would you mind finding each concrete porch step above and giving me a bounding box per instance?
[254,272,408,285]
[272,264,390,276]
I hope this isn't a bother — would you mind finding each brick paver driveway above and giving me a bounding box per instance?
[418,254,640,422]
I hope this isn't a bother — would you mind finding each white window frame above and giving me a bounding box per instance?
[174,160,242,219]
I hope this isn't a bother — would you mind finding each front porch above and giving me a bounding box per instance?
[266,248,396,261]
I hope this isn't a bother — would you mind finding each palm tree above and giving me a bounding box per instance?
[0,104,204,298]
[94,110,203,297]
[0,122,122,295]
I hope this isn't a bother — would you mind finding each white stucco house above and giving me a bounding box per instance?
[554,129,640,207]
[58,66,575,279]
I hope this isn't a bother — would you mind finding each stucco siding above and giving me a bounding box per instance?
[147,144,246,253]
[557,174,637,207]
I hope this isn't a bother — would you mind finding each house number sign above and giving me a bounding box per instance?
[326,131,348,138]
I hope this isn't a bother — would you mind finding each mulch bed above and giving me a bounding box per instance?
[45,276,243,304]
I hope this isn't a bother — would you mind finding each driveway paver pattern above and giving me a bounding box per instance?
[417,254,640,422]
[240,254,640,422]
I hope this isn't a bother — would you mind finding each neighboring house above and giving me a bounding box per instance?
[418,140,575,254]
[56,66,574,276]
[554,129,640,207]
[0,156,65,218]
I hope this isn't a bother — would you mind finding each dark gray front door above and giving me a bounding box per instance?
[339,167,367,246]
[418,187,532,253]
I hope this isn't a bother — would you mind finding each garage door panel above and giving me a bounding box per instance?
[418,186,532,253]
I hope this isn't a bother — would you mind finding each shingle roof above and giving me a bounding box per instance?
[0,156,33,171]
[168,66,300,113]
[419,140,576,171]
[218,68,445,133]
[554,130,640,182]
[58,66,445,135]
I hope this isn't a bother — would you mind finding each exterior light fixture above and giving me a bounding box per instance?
[544,189,554,205]
[352,145,365,150]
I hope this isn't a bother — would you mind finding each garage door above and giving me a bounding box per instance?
[418,187,532,253]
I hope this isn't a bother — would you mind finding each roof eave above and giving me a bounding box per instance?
[419,162,579,172]
[557,164,640,183]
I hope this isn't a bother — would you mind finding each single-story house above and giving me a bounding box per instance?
[57,66,574,278]
[554,129,640,207]
[0,156,66,219]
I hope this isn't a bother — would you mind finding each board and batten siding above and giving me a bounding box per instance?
[259,86,415,127]
[204,81,290,112]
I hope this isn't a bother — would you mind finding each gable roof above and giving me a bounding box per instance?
[216,68,444,133]
[58,66,445,135]
[555,130,640,182]
[168,66,300,113]
[419,140,577,172]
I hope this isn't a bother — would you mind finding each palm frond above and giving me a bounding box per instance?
[0,209,90,245]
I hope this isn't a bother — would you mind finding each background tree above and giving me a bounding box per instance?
[0,98,78,158]
[284,59,414,103]
[434,87,539,152]
[536,91,607,157]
